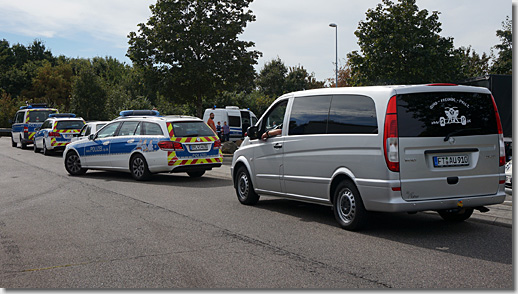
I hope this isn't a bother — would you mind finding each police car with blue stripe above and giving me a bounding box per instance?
[63,110,223,180]
[11,103,58,149]
[34,113,85,155]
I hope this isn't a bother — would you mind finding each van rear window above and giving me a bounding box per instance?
[397,92,498,137]
[28,110,57,122]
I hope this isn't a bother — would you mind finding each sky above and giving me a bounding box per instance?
[0,0,513,82]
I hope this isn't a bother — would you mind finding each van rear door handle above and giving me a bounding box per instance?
[274,143,283,149]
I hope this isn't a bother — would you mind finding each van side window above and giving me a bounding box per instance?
[328,95,378,134]
[288,96,331,135]
[228,116,241,127]
[260,100,288,133]
[15,112,24,124]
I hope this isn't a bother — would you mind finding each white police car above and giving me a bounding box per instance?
[63,110,223,180]
[11,103,58,149]
[34,114,85,155]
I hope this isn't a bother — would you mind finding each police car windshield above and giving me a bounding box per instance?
[56,121,85,130]
[171,121,215,137]
[29,110,57,122]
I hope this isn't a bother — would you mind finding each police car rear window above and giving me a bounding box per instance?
[56,121,85,130]
[397,92,498,137]
[171,121,215,137]
[29,110,57,122]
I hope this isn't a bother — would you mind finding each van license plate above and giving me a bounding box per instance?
[433,155,469,167]
[189,144,209,151]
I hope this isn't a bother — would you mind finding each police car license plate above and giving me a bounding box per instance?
[433,155,469,167]
[189,144,209,152]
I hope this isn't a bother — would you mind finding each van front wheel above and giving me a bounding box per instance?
[437,208,474,222]
[235,166,259,205]
[333,181,367,231]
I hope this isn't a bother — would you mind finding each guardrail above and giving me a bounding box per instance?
[0,128,12,137]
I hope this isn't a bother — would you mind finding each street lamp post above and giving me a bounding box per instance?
[329,23,338,88]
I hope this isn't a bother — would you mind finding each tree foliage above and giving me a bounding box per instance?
[127,0,261,117]
[347,0,460,85]
[491,16,512,75]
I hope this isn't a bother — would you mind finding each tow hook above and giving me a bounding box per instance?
[474,206,490,213]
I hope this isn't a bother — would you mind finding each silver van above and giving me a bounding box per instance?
[231,85,506,230]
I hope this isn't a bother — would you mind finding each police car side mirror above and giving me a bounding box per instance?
[35,127,40,131]
[247,126,259,140]
[88,134,96,141]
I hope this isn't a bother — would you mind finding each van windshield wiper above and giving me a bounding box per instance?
[443,128,482,142]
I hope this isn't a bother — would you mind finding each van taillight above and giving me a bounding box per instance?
[384,95,399,172]
[23,126,28,133]
[158,141,184,151]
[491,95,505,166]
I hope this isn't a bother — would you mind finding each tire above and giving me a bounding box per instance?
[234,166,259,205]
[20,136,27,149]
[11,136,16,147]
[64,151,87,176]
[187,171,205,178]
[42,140,51,156]
[130,154,152,181]
[332,180,368,231]
[33,141,40,153]
[438,208,474,222]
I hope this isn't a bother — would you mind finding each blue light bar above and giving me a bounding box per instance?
[119,110,160,117]
[49,113,76,118]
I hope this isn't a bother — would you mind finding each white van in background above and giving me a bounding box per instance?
[203,106,258,141]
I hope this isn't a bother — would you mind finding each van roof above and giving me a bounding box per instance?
[287,84,491,98]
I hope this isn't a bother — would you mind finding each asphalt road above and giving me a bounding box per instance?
[0,137,512,289]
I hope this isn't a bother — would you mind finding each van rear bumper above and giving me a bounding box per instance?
[363,190,506,213]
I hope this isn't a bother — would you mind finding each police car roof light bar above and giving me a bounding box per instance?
[119,110,160,117]
[19,103,49,110]
[49,113,76,118]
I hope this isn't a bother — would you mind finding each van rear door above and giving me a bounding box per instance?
[396,90,501,201]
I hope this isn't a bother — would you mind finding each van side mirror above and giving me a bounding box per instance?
[247,126,259,140]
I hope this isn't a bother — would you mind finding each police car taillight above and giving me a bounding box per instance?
[49,132,61,137]
[213,139,221,149]
[158,141,184,151]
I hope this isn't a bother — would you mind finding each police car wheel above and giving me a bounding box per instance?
[437,208,474,222]
[187,171,205,178]
[33,141,40,153]
[235,166,259,205]
[65,151,87,175]
[333,180,367,231]
[130,154,152,181]
[20,136,27,149]
[42,140,51,156]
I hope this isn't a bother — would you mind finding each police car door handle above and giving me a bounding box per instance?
[273,143,283,149]
[103,141,110,145]
[127,139,134,143]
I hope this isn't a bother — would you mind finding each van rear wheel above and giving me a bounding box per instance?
[333,180,367,231]
[438,208,474,222]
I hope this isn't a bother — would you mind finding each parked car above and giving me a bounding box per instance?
[63,110,223,180]
[505,160,512,195]
[203,106,258,140]
[34,114,85,155]
[231,84,507,230]
[11,103,58,149]
[71,121,110,142]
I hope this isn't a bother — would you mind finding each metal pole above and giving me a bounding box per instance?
[329,23,338,87]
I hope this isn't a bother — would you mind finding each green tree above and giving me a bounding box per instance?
[491,16,512,75]
[256,58,288,97]
[127,0,261,118]
[28,60,73,110]
[456,46,490,78]
[70,66,107,120]
[347,0,460,85]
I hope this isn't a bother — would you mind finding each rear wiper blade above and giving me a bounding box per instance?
[185,133,199,137]
[444,128,482,142]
